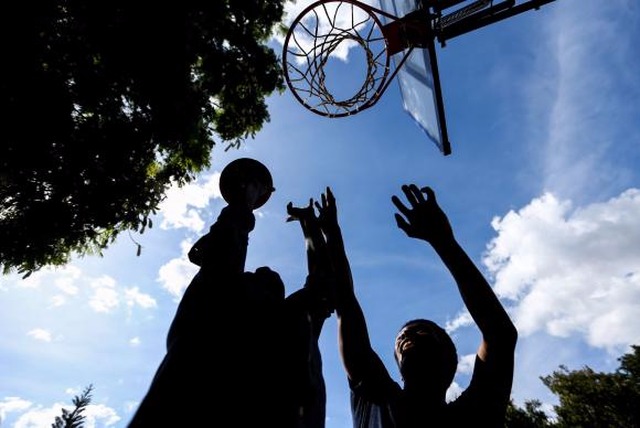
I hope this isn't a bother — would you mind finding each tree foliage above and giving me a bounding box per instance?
[1,1,286,275]
[52,384,93,428]
[506,345,640,428]
[505,399,552,428]
[542,344,640,428]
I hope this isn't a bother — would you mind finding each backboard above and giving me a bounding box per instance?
[378,0,452,155]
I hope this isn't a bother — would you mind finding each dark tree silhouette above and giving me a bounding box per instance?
[52,384,93,428]
[1,2,286,276]
[505,399,552,427]
[506,345,640,427]
[542,344,640,428]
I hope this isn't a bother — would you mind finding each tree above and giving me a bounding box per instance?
[52,384,93,428]
[1,1,286,276]
[541,344,640,428]
[505,345,640,428]
[505,399,552,428]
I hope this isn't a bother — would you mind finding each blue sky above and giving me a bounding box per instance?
[2,0,640,426]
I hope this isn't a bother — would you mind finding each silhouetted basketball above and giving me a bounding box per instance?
[219,158,274,208]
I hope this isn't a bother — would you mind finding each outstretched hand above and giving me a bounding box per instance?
[314,187,338,232]
[391,184,454,245]
[286,198,316,224]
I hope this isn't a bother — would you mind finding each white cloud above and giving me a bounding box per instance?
[88,276,119,313]
[129,337,141,347]
[11,402,120,428]
[124,287,157,309]
[82,403,121,427]
[53,266,81,295]
[446,381,463,403]
[4,262,159,316]
[457,353,476,376]
[50,295,66,307]
[0,397,32,423]
[13,404,60,428]
[64,387,80,395]
[483,189,640,351]
[157,240,199,299]
[27,328,53,343]
[445,310,473,333]
[124,400,139,414]
[158,173,222,232]
[15,265,82,291]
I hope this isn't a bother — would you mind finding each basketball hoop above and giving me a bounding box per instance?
[283,0,559,156]
[282,0,436,117]
[282,0,394,117]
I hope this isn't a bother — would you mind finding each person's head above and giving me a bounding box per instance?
[394,319,458,393]
[242,266,285,302]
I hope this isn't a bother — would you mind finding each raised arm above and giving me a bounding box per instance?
[391,184,517,367]
[167,181,271,348]
[316,187,389,384]
[188,180,269,272]
[286,199,333,331]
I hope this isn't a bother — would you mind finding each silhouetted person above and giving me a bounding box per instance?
[286,198,337,428]
[316,184,517,427]
[128,159,333,428]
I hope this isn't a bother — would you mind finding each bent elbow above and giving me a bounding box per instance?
[486,321,518,352]
[504,322,518,350]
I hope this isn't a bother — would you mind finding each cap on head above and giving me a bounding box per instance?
[219,158,274,208]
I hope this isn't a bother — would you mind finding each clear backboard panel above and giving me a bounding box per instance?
[378,0,452,155]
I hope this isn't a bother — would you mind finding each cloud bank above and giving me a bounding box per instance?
[484,188,640,352]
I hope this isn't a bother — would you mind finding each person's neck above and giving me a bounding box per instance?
[403,381,446,407]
